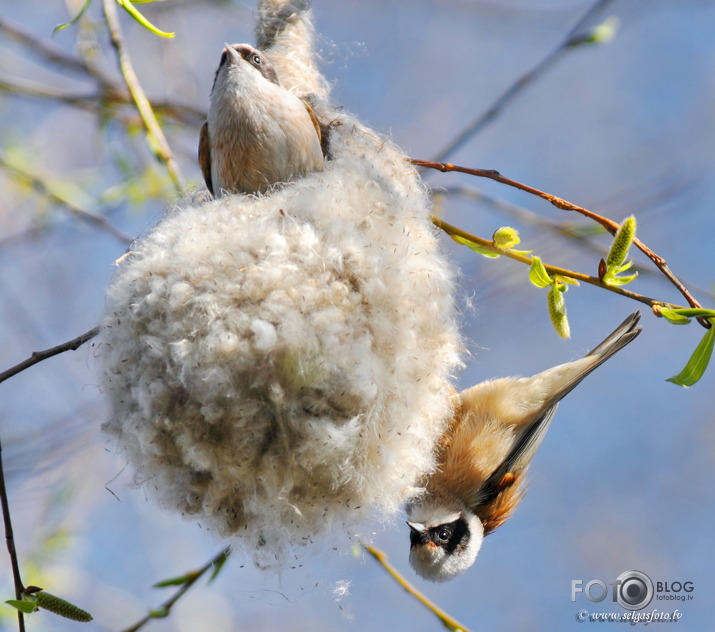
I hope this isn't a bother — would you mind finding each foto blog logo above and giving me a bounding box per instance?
[571,570,694,611]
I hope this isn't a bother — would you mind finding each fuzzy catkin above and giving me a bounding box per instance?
[98,2,461,562]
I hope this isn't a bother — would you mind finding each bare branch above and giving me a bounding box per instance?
[429,0,616,163]
[0,437,26,632]
[0,154,134,246]
[0,327,100,386]
[0,17,100,80]
[0,77,206,127]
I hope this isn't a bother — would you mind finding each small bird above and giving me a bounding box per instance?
[199,43,324,196]
[406,312,642,581]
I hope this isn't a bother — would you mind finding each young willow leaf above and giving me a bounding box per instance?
[209,551,230,584]
[567,16,620,47]
[116,0,175,38]
[667,324,715,387]
[153,575,192,588]
[659,307,692,325]
[661,307,715,320]
[451,235,500,258]
[602,270,638,287]
[5,599,38,614]
[53,0,93,35]
[529,257,553,288]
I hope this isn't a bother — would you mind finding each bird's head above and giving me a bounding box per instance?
[211,43,279,94]
[406,497,484,582]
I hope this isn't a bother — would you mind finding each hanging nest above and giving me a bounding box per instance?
[98,0,461,563]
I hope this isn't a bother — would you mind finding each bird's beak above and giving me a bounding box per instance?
[407,521,429,547]
[223,43,242,66]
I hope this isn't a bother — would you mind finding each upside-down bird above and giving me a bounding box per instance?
[407,312,642,581]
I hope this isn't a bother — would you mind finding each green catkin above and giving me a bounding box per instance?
[34,591,93,623]
[547,284,570,339]
[606,216,636,269]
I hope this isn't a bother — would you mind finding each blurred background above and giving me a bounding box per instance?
[1,0,714,630]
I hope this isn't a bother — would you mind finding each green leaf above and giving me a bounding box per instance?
[451,235,500,258]
[153,574,192,588]
[663,307,715,319]
[659,307,692,325]
[567,16,620,47]
[529,257,553,288]
[208,552,230,584]
[116,0,175,38]
[149,607,170,618]
[553,274,580,287]
[667,324,715,386]
[602,271,638,287]
[5,600,37,614]
[53,0,93,35]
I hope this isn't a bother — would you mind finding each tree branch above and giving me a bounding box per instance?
[0,437,26,632]
[121,548,231,632]
[433,216,669,310]
[0,77,206,127]
[0,154,134,246]
[364,544,472,632]
[102,0,184,193]
[415,159,705,318]
[0,327,100,386]
[429,0,616,163]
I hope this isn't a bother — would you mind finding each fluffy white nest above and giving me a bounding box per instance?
[98,0,461,561]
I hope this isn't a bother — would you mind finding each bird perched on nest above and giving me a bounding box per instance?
[406,312,642,581]
[198,43,324,196]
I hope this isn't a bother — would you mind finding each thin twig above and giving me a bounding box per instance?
[0,16,205,127]
[0,77,206,126]
[102,0,184,193]
[429,0,615,163]
[416,159,705,316]
[0,17,100,80]
[122,548,231,632]
[0,437,26,632]
[433,216,677,310]
[0,154,134,246]
[434,184,616,259]
[363,544,472,632]
[0,327,100,386]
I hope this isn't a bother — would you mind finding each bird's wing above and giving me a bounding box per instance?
[198,121,214,196]
[469,311,642,532]
[301,99,322,145]
[478,404,559,504]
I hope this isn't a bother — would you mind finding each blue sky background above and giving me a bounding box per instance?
[1,1,714,630]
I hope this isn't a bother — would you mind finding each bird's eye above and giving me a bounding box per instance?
[252,54,262,65]
[437,528,451,542]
